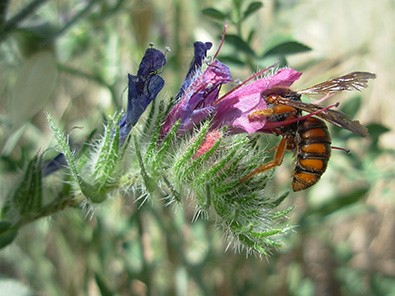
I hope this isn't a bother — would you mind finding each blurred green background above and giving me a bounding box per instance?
[0,0,394,295]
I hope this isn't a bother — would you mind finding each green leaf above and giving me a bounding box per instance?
[145,101,167,165]
[263,36,311,57]
[225,34,256,56]
[172,121,211,183]
[270,191,290,208]
[302,187,369,221]
[13,156,43,216]
[0,221,18,249]
[247,28,256,44]
[365,123,391,152]
[366,123,390,140]
[242,2,263,20]
[217,55,245,66]
[201,7,228,21]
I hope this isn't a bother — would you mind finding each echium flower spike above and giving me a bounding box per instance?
[119,47,167,143]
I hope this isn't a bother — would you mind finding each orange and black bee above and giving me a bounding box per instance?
[242,72,376,191]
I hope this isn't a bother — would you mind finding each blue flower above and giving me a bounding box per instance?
[119,47,167,143]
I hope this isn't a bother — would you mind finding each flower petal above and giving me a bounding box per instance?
[212,68,302,133]
[137,48,166,78]
[175,41,213,101]
[119,47,166,143]
[161,60,232,136]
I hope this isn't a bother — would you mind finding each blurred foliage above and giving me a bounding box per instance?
[0,0,393,295]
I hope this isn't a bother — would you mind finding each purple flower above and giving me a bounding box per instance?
[161,59,232,136]
[175,41,213,101]
[119,47,167,143]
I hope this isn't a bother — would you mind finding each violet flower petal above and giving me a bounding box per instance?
[161,60,232,136]
[137,48,167,78]
[175,41,213,101]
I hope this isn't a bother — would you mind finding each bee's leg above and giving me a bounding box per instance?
[241,136,289,182]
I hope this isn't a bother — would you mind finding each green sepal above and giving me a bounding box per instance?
[47,113,107,203]
[91,112,122,189]
[149,120,181,176]
[172,121,212,184]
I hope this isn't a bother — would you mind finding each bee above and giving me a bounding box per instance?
[242,71,376,191]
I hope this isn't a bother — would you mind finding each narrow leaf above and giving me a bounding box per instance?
[366,123,390,140]
[242,2,263,20]
[303,187,369,220]
[263,36,311,57]
[94,273,115,296]
[201,8,228,21]
[225,34,255,56]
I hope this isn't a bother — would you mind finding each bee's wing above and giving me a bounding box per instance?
[278,98,369,137]
[299,72,376,95]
